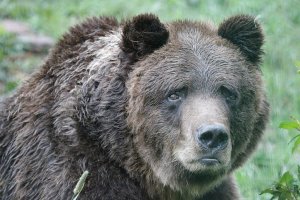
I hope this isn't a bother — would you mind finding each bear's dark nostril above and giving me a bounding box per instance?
[200,131,214,143]
[197,124,229,150]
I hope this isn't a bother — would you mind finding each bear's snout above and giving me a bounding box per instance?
[196,124,229,151]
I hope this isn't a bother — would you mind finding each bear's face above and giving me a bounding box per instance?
[123,14,266,194]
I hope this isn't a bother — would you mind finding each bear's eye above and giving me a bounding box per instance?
[167,88,187,103]
[220,86,238,104]
[168,93,181,101]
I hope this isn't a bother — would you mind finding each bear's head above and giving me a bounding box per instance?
[121,14,269,195]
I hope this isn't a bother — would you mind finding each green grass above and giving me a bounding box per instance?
[1,0,300,199]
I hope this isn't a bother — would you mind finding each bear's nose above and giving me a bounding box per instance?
[196,124,229,150]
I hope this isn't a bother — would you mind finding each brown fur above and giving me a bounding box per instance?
[0,14,269,200]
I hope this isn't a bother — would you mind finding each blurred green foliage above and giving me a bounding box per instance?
[0,27,22,93]
[0,0,300,199]
[261,118,300,199]
[261,169,300,200]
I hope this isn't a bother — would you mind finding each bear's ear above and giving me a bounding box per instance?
[218,15,264,64]
[120,14,169,62]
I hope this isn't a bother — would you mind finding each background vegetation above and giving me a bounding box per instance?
[1,0,299,199]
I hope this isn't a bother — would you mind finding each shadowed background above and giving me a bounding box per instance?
[0,0,299,199]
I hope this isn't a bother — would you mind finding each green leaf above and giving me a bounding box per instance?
[72,170,89,200]
[295,61,300,68]
[292,136,300,153]
[279,171,294,185]
[279,192,295,200]
[279,121,300,130]
[278,193,288,200]
[292,184,299,194]
[260,188,277,195]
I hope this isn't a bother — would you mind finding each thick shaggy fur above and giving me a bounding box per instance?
[0,14,269,200]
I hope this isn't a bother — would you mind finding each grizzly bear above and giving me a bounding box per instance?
[0,14,269,200]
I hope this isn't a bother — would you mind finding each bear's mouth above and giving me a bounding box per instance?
[189,156,221,166]
[200,157,220,166]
